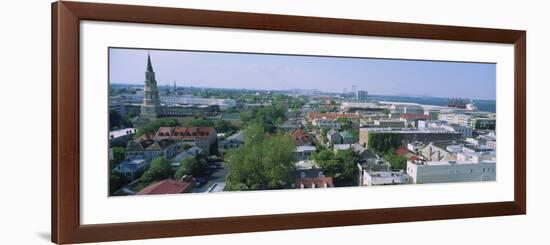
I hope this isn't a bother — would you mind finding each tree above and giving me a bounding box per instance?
[182,117,214,127]
[334,149,360,186]
[336,117,353,131]
[109,171,129,195]
[215,120,238,134]
[382,108,390,115]
[383,149,407,170]
[139,156,172,184]
[225,124,296,191]
[174,155,208,180]
[109,110,122,130]
[367,133,401,154]
[239,105,286,133]
[312,149,359,186]
[109,147,126,169]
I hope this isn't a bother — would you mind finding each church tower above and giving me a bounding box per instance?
[140,53,161,119]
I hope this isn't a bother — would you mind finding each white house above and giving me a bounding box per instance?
[362,170,409,186]
[406,159,496,184]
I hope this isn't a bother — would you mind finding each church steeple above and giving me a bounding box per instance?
[140,52,161,119]
[146,52,154,72]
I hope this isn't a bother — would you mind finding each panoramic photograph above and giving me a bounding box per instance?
[108,48,497,196]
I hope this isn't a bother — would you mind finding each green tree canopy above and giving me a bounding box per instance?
[240,105,286,133]
[215,120,238,134]
[139,156,172,184]
[225,124,296,191]
[109,146,126,169]
[109,110,122,130]
[182,117,214,127]
[383,149,408,171]
[174,154,208,180]
[109,171,130,195]
[312,149,359,186]
[367,133,402,154]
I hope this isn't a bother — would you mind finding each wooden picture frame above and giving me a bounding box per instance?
[51,1,526,244]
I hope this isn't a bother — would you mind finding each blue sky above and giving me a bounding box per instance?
[109,48,496,100]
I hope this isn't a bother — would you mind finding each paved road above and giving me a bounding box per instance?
[192,162,229,193]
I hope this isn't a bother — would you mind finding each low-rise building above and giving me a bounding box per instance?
[154,126,217,155]
[291,129,312,146]
[295,176,334,189]
[406,159,496,184]
[295,145,317,161]
[294,160,323,179]
[113,159,150,180]
[333,144,352,152]
[327,129,343,145]
[400,114,431,128]
[340,130,355,144]
[362,170,409,186]
[218,130,245,154]
[312,118,341,129]
[126,136,181,161]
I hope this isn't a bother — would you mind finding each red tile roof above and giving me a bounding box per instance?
[136,179,193,195]
[395,146,410,156]
[291,129,311,145]
[296,177,334,189]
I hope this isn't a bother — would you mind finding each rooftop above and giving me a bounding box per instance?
[334,144,352,151]
[361,127,457,134]
[136,178,193,195]
[296,145,317,152]
[295,160,319,170]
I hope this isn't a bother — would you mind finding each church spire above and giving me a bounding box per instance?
[146,52,154,72]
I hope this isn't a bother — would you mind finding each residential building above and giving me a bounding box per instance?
[312,118,341,129]
[400,114,431,128]
[438,112,472,127]
[340,130,355,144]
[327,129,343,145]
[218,130,245,154]
[154,126,217,155]
[362,170,409,186]
[419,141,463,162]
[169,146,204,169]
[295,145,317,161]
[407,159,496,184]
[126,137,181,161]
[418,120,472,139]
[395,146,421,161]
[295,176,334,189]
[295,160,324,179]
[113,159,150,180]
[291,129,312,146]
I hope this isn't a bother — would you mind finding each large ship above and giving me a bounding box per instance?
[448,98,478,110]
